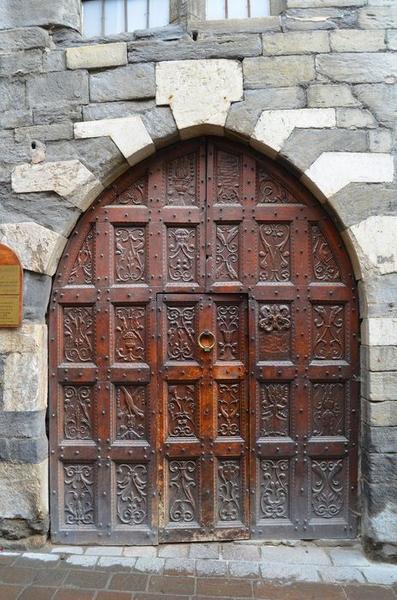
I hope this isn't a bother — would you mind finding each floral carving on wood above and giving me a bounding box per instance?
[115,306,145,362]
[259,224,290,282]
[258,304,291,360]
[64,385,92,440]
[216,151,240,204]
[312,383,344,437]
[116,463,148,525]
[313,305,344,360]
[167,306,196,360]
[115,227,145,283]
[64,464,95,525]
[260,384,289,437]
[167,154,197,205]
[218,383,240,437]
[257,168,295,204]
[260,459,289,519]
[218,460,241,522]
[168,384,196,437]
[168,227,197,283]
[116,386,145,440]
[64,307,94,363]
[68,226,94,285]
[115,176,147,205]
[215,224,239,281]
[169,460,197,523]
[311,225,341,282]
[311,459,344,519]
[216,304,239,360]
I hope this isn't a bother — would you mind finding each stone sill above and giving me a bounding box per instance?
[190,16,281,35]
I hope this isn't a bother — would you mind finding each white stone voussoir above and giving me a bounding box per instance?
[0,222,67,276]
[66,42,127,70]
[345,216,397,276]
[74,116,155,166]
[303,153,394,198]
[156,59,243,139]
[251,108,336,156]
[362,318,397,347]
[11,160,103,211]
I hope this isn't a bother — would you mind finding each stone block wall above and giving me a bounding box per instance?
[0,0,396,558]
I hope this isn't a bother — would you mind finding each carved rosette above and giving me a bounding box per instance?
[116,463,148,526]
[259,224,290,282]
[260,459,289,520]
[64,464,95,525]
[218,460,242,522]
[64,307,94,363]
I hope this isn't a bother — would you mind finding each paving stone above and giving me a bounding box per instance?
[158,544,189,558]
[222,544,261,561]
[52,591,96,600]
[148,575,196,595]
[108,573,148,591]
[86,547,123,557]
[133,558,165,574]
[261,545,331,565]
[319,566,366,583]
[33,568,68,587]
[0,585,24,600]
[163,558,196,576]
[189,543,220,559]
[134,595,190,600]
[345,584,397,600]
[361,566,397,586]
[64,569,110,589]
[260,562,320,583]
[329,547,373,567]
[97,557,136,570]
[95,593,133,600]
[66,555,98,567]
[18,586,55,600]
[1,567,35,585]
[197,577,252,597]
[122,547,157,558]
[51,546,84,555]
[196,559,228,577]
[228,560,260,578]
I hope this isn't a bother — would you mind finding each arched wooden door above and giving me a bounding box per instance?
[49,138,359,545]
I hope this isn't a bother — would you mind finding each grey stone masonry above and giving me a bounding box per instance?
[0,0,396,564]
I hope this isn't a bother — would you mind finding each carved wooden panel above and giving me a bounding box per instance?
[114,227,146,283]
[50,137,358,545]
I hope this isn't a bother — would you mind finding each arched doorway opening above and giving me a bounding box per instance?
[49,137,359,545]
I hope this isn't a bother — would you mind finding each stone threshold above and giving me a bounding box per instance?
[2,540,397,586]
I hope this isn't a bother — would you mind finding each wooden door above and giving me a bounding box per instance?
[157,293,249,542]
[49,137,359,545]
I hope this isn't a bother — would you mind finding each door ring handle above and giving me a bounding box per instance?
[198,330,216,353]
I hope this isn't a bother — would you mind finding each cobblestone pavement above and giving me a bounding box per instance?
[1,542,397,599]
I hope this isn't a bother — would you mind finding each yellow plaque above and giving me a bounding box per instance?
[0,244,23,328]
[0,265,21,295]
